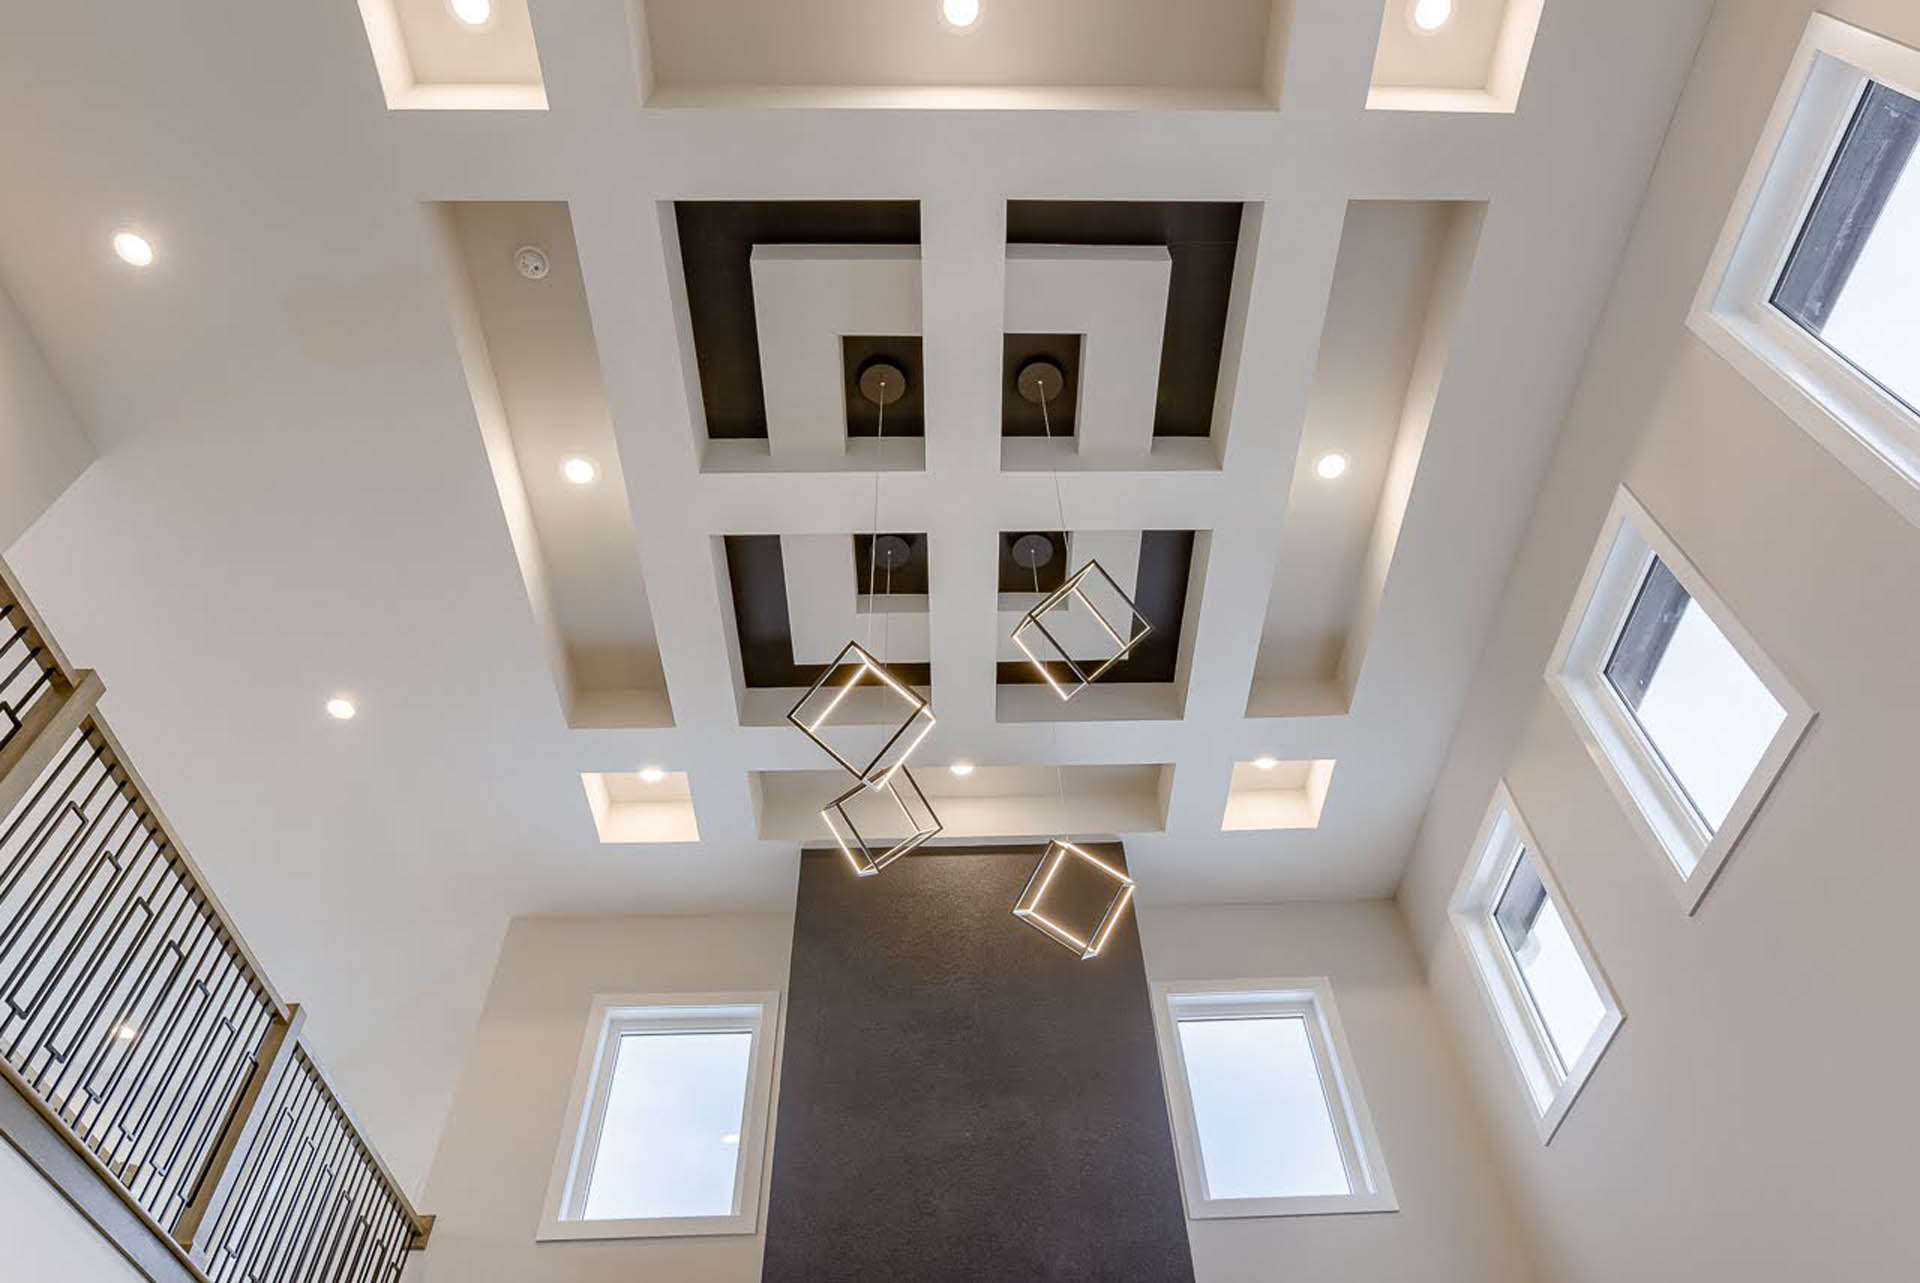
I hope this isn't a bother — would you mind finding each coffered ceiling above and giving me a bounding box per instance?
[0,0,1713,1186]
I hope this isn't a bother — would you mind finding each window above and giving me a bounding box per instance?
[540,993,780,1240]
[1773,81,1920,413]
[1152,980,1396,1218]
[1452,786,1622,1142]
[1691,15,1920,526]
[1548,489,1813,911]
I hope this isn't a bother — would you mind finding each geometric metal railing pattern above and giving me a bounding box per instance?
[0,722,280,1236]
[199,1046,418,1283]
[0,563,429,1280]
[0,593,58,757]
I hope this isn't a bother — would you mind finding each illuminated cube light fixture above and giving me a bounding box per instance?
[787,638,935,790]
[796,360,944,876]
[822,767,943,878]
[1009,361,1154,701]
[1010,556,1155,701]
[1012,839,1138,960]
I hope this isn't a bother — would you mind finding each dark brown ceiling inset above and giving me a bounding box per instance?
[1006,201,1243,439]
[1002,335,1081,439]
[724,535,932,690]
[843,337,925,439]
[997,531,1195,686]
[674,201,921,440]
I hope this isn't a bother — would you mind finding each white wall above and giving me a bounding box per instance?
[0,282,91,551]
[417,901,1535,1282]
[414,913,794,1283]
[1399,2,1920,1280]
[0,1143,145,1282]
[1137,902,1541,1283]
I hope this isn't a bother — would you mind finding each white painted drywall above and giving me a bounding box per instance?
[0,1143,145,1281]
[0,283,91,552]
[412,913,794,1283]
[1137,901,1542,1283]
[416,900,1535,1282]
[1398,2,1920,1280]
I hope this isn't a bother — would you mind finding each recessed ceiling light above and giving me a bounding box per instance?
[561,456,599,485]
[1253,755,1279,771]
[721,1132,740,1145]
[940,0,982,31]
[949,760,975,777]
[1314,452,1350,481]
[638,766,666,784]
[112,231,155,268]
[113,1023,139,1042]
[1410,0,1453,32]
[449,0,493,27]
[325,696,358,721]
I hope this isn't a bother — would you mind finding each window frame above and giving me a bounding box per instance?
[1689,13,1920,528]
[1451,785,1623,1144]
[1150,978,1397,1220]
[538,990,782,1241]
[1547,488,1814,913]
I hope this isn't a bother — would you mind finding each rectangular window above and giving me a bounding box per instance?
[1690,16,1920,526]
[1452,786,1622,1142]
[541,993,780,1240]
[1548,489,1813,911]
[1152,981,1396,1219]
[1772,81,1920,413]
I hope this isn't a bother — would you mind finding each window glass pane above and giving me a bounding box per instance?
[1491,854,1605,1072]
[583,1030,752,1220]
[1175,1015,1349,1200]
[1774,80,1920,412]
[1603,559,1787,831]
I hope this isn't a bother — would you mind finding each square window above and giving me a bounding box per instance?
[1772,81,1920,414]
[1690,16,1920,525]
[1152,981,1396,1219]
[541,994,780,1240]
[1548,490,1813,911]
[1452,786,1622,1142]
[1600,560,1788,831]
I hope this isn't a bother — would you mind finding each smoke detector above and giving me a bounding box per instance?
[514,245,551,280]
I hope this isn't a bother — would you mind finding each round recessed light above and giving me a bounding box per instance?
[1410,0,1453,33]
[561,456,599,485]
[112,231,155,268]
[325,696,358,722]
[949,760,975,777]
[449,0,494,27]
[638,766,666,784]
[1314,451,1350,481]
[721,1132,741,1146]
[1253,755,1280,771]
[940,0,982,31]
[113,1023,139,1042]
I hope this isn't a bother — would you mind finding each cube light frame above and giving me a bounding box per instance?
[786,640,935,788]
[1009,559,1154,701]
[1012,839,1137,960]
[821,768,944,877]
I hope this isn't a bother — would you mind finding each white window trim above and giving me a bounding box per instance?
[1451,784,1624,1144]
[1546,487,1815,912]
[1150,978,1397,1220]
[1688,13,1920,528]
[538,990,782,1241]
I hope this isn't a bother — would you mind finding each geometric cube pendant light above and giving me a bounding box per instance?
[821,767,944,878]
[1010,558,1154,702]
[787,639,935,790]
[1011,839,1137,960]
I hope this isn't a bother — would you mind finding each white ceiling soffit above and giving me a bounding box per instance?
[1251,199,1485,718]
[436,201,671,729]
[0,0,1716,1190]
